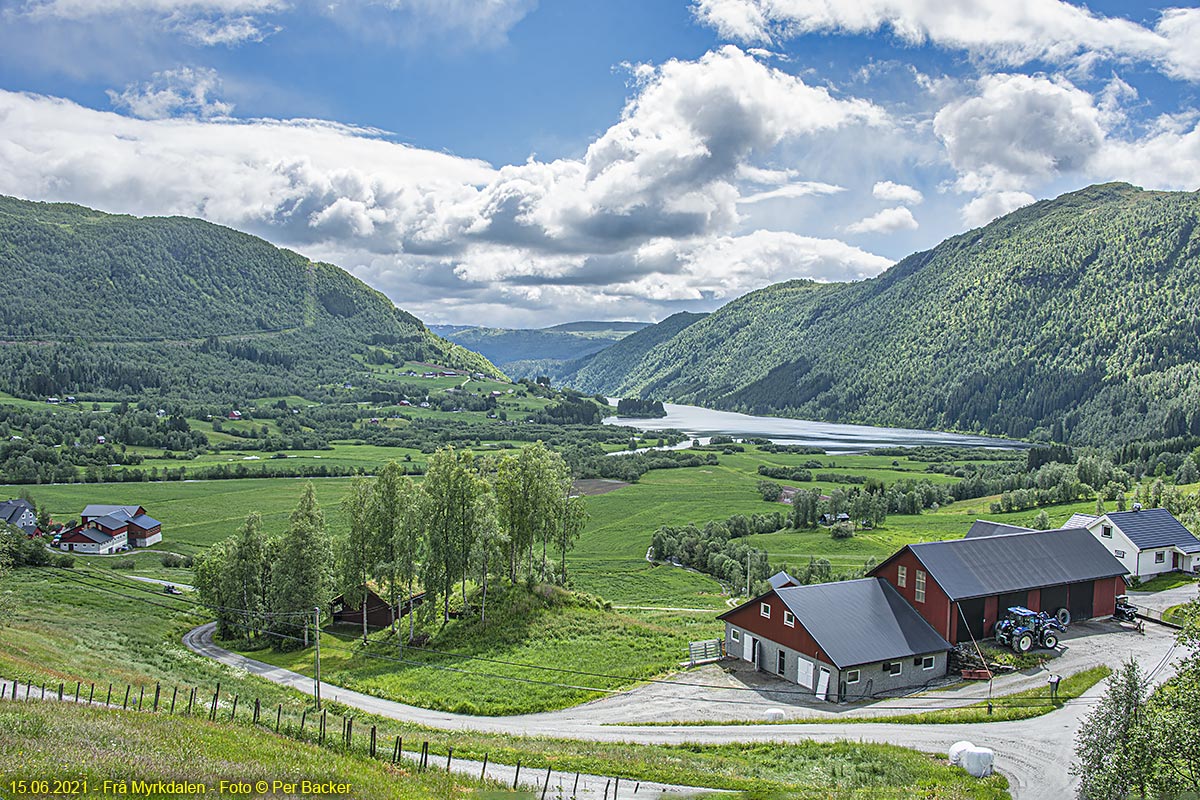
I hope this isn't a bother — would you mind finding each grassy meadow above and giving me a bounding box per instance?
[0,570,1009,799]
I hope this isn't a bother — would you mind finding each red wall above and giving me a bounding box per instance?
[721,592,829,664]
[872,549,955,642]
[1026,589,1042,613]
[1093,577,1120,617]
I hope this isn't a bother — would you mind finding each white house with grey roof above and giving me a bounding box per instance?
[1063,508,1200,580]
[719,576,951,702]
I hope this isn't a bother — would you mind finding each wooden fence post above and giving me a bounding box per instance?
[276,704,282,733]
[345,717,352,749]
[106,684,112,707]
[573,772,580,798]
[137,686,144,710]
[209,683,220,721]
[369,725,376,758]
[481,753,488,781]
[541,767,551,800]
[301,709,308,734]
[153,684,160,712]
[446,747,453,773]
[603,779,610,800]
[230,694,239,720]
[89,684,95,705]
[392,736,401,765]
[320,710,326,745]
[58,682,63,701]
[187,687,195,715]
[513,761,521,789]
[75,681,81,703]
[41,683,46,700]
[122,685,131,710]
[26,682,32,700]
[253,698,260,725]
[170,687,177,714]
[615,777,620,798]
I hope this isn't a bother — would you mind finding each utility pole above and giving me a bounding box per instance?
[745,550,751,597]
[314,606,322,710]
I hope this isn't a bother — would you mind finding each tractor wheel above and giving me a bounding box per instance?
[1042,633,1059,650]
[1055,608,1071,627]
[1013,633,1033,653]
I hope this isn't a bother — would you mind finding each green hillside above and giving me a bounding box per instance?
[432,321,648,378]
[579,184,1200,446]
[555,311,708,392]
[0,196,497,401]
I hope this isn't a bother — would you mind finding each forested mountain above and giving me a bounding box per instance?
[432,321,649,378]
[555,311,708,392]
[0,196,497,401]
[566,184,1200,447]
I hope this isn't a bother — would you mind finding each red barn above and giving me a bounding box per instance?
[869,528,1128,645]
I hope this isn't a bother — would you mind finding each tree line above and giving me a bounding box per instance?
[194,442,587,650]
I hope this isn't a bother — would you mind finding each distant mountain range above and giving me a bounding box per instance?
[430,321,650,378]
[0,196,497,401]
[543,184,1200,446]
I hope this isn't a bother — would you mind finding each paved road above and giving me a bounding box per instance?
[1128,583,1198,615]
[184,622,1187,800]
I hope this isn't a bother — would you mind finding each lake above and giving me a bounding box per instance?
[602,402,1022,454]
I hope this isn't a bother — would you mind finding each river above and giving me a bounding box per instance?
[602,401,1022,454]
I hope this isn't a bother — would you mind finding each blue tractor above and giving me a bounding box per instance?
[994,606,1065,653]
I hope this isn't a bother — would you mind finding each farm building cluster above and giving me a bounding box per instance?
[721,506,1199,702]
[57,504,163,554]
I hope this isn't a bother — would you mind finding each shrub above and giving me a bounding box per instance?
[830,522,855,539]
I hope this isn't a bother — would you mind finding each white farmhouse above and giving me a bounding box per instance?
[1064,508,1200,580]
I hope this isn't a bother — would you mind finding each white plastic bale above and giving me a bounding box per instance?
[961,746,995,778]
[948,741,974,766]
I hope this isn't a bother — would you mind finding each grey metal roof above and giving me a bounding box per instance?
[965,520,1033,539]
[81,504,140,520]
[1105,509,1200,553]
[898,528,1127,601]
[71,527,114,544]
[1062,513,1098,529]
[771,578,951,669]
[768,570,798,589]
[129,514,160,530]
[92,513,129,531]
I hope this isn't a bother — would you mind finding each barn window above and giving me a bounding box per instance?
[730,629,740,642]
[777,650,786,676]
[882,661,902,677]
[921,656,936,670]
[1114,549,1125,558]
[897,564,907,587]
[914,570,926,603]
[1155,551,1165,564]
[783,610,795,628]
[1101,525,1112,538]
[760,602,771,618]
[845,669,860,684]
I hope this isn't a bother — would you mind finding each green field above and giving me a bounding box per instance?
[0,570,1009,798]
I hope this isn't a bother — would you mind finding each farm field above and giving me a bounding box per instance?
[0,570,1009,798]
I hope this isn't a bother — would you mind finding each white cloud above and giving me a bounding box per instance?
[959,191,1036,227]
[844,205,918,235]
[690,0,1200,82]
[934,74,1104,192]
[107,67,233,119]
[12,0,536,48]
[738,181,843,204]
[0,47,890,324]
[871,179,922,204]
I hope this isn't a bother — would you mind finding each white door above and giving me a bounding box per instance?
[743,635,755,662]
[796,658,814,689]
[815,668,830,701]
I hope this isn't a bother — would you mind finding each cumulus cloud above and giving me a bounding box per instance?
[934,74,1104,192]
[960,191,1036,227]
[844,206,918,235]
[871,180,922,204]
[107,66,233,118]
[690,0,1200,81]
[0,46,891,324]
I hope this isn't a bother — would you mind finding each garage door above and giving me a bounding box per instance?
[1041,585,1069,616]
[997,591,1029,613]
[1069,581,1095,620]
[955,598,986,643]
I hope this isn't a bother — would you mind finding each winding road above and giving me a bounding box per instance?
[184,621,1186,800]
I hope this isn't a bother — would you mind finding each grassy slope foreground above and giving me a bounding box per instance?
[1,703,482,800]
[0,195,497,401]
[0,571,1008,799]
[585,183,1200,446]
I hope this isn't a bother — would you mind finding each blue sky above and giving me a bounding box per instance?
[1,1,1198,326]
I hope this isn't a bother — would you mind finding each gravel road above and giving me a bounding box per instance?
[184,621,1187,800]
